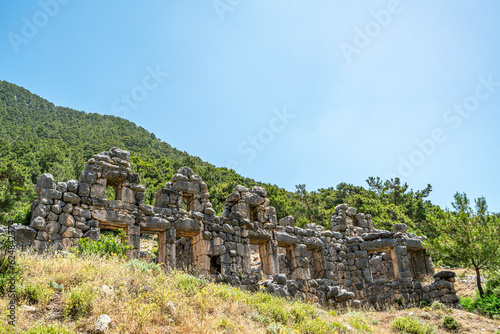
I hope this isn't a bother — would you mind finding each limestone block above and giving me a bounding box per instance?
[392,223,408,233]
[30,217,46,231]
[34,205,48,218]
[46,221,61,235]
[56,182,68,193]
[90,184,106,199]
[279,216,295,227]
[67,180,79,193]
[59,213,75,227]
[117,186,135,204]
[40,189,62,200]
[63,192,81,205]
[14,225,37,242]
[141,216,171,230]
[51,205,62,214]
[36,173,56,195]
[62,227,83,238]
[78,182,91,197]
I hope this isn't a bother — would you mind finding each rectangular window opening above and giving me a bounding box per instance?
[249,244,263,276]
[209,255,222,275]
[249,204,258,222]
[369,251,395,281]
[183,195,193,212]
[138,233,158,262]
[175,236,194,272]
[278,246,290,276]
[307,247,324,279]
[105,186,117,201]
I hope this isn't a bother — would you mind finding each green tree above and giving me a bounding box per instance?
[0,159,35,225]
[429,192,500,297]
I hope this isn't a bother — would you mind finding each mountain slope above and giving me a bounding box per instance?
[0,80,441,241]
[0,80,295,218]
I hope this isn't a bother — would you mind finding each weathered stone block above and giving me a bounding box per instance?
[67,180,79,193]
[14,225,37,242]
[63,192,81,205]
[84,227,100,241]
[59,213,75,227]
[41,189,62,200]
[279,216,295,227]
[117,186,135,204]
[36,173,56,194]
[174,218,200,232]
[142,217,171,230]
[392,223,408,233]
[62,227,83,238]
[90,184,106,199]
[56,182,68,193]
[78,182,91,197]
[30,217,46,231]
[46,221,61,235]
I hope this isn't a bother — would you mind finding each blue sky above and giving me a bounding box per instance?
[1,1,500,212]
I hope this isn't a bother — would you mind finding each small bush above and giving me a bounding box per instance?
[266,323,287,334]
[430,300,446,310]
[442,315,460,330]
[19,283,54,305]
[125,259,162,275]
[174,272,207,296]
[64,283,95,319]
[345,311,373,332]
[461,294,500,317]
[392,315,437,334]
[485,271,500,297]
[419,299,430,307]
[72,229,132,259]
[293,318,344,334]
[24,324,74,334]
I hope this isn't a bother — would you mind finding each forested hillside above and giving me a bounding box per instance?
[0,80,440,238]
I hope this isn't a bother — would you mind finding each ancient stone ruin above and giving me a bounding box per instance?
[12,148,460,308]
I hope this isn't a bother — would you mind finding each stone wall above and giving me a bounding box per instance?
[12,147,460,309]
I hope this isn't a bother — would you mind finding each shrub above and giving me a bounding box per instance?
[430,300,446,310]
[419,299,430,307]
[442,315,460,330]
[293,318,344,334]
[473,294,500,316]
[392,315,437,334]
[485,270,500,297]
[19,283,54,305]
[460,294,500,317]
[64,283,95,319]
[345,311,373,332]
[126,259,162,275]
[152,244,159,256]
[24,324,74,334]
[72,229,132,259]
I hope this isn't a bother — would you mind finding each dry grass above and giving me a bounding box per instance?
[0,252,498,333]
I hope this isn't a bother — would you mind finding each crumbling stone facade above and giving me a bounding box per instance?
[12,148,460,308]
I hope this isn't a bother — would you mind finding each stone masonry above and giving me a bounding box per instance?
[12,148,460,308]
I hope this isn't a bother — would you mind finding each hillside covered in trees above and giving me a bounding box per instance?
[0,80,441,238]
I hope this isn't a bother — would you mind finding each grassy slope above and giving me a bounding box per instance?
[0,253,498,334]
